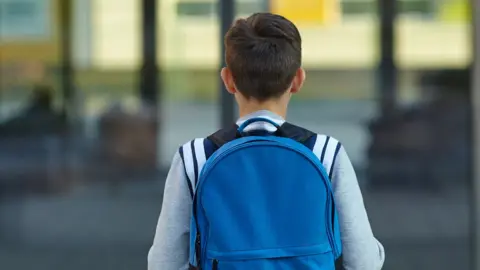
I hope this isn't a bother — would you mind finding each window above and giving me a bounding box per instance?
[176,0,264,18]
[0,0,50,40]
[177,1,213,17]
[342,0,434,17]
[3,1,36,17]
[176,0,437,19]
[237,1,262,15]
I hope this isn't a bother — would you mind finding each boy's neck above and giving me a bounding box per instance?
[238,100,288,119]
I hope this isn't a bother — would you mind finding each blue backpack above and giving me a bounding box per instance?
[188,118,343,270]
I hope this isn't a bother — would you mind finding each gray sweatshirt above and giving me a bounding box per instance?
[148,110,385,270]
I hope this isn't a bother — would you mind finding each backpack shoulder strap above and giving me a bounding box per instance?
[312,135,343,180]
[205,124,239,159]
[178,138,207,198]
[205,122,317,159]
[278,122,317,150]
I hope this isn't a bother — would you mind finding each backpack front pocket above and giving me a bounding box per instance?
[208,252,335,270]
[206,244,334,270]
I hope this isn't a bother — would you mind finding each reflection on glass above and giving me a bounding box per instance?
[0,1,159,270]
[367,1,472,269]
[0,0,474,269]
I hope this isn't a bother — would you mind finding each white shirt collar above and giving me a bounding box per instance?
[235,110,285,132]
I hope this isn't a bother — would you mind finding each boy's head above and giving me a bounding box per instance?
[221,13,305,105]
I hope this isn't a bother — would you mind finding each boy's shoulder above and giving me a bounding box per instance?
[177,122,343,155]
[176,127,344,185]
[177,126,342,164]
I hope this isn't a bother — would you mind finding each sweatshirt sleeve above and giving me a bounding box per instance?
[148,151,192,270]
[331,145,385,270]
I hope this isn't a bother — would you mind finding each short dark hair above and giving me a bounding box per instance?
[224,13,302,101]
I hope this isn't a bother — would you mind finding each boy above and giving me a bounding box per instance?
[148,13,385,270]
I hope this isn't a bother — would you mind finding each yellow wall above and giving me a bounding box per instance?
[271,0,340,25]
[438,0,470,22]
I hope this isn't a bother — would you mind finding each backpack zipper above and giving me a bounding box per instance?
[195,232,202,264]
[212,259,219,270]
[326,192,338,257]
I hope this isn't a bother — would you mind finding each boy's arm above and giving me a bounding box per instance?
[331,145,385,270]
[148,151,192,270]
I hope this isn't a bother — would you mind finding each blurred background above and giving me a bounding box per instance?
[0,0,475,269]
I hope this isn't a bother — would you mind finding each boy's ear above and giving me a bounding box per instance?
[290,68,306,94]
[221,67,237,94]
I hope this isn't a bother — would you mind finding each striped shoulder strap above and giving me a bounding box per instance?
[178,138,208,199]
[177,133,341,197]
[312,135,343,180]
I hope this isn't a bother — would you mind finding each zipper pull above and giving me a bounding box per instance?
[212,259,219,270]
[195,233,202,265]
[195,233,201,248]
